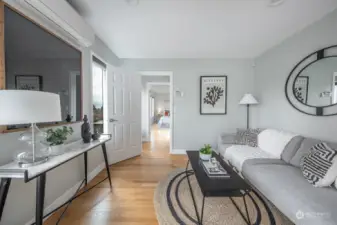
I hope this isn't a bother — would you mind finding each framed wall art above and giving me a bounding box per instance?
[15,75,43,91]
[200,76,227,115]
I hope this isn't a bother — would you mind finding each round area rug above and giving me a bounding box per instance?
[154,169,293,225]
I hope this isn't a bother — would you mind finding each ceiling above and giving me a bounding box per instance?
[68,0,337,59]
[150,85,170,94]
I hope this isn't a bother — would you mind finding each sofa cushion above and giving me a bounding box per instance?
[281,135,304,163]
[222,145,276,172]
[258,129,297,159]
[290,138,337,168]
[242,163,337,225]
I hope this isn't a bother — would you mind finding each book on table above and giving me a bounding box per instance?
[201,161,230,178]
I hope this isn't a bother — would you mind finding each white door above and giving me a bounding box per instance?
[106,66,142,164]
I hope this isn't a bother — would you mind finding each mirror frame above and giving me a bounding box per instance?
[285,45,337,116]
[0,3,83,133]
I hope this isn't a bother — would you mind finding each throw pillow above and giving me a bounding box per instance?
[234,128,261,147]
[300,142,337,187]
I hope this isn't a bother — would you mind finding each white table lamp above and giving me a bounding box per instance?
[0,90,62,167]
[239,94,258,129]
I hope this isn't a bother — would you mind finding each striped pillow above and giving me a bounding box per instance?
[300,142,337,187]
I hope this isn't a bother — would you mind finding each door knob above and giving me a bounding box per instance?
[109,118,118,122]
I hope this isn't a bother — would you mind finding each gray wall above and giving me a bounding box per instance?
[254,9,337,142]
[124,59,255,150]
[0,4,121,225]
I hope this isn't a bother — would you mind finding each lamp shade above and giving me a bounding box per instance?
[0,90,62,125]
[239,94,258,105]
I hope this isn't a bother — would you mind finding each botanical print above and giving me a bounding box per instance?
[200,76,227,114]
[203,86,224,107]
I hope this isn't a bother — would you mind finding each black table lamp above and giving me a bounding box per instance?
[239,94,258,129]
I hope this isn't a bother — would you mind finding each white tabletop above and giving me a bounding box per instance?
[0,135,111,181]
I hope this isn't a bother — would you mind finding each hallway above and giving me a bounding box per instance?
[45,126,186,225]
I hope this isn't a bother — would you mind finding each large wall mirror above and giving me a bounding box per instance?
[3,5,82,131]
[285,45,337,116]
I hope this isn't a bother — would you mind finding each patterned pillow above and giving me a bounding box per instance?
[300,142,337,187]
[234,128,261,147]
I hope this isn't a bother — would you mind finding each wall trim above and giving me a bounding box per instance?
[171,149,187,154]
[24,162,105,225]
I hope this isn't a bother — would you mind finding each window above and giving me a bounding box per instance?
[92,56,107,134]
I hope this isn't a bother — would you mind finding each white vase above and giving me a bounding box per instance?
[49,144,65,156]
[199,152,212,161]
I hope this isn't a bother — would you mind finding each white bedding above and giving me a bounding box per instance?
[158,116,170,128]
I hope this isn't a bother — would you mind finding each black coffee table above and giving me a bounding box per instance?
[186,151,252,225]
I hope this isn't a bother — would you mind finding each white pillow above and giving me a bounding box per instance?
[258,129,297,158]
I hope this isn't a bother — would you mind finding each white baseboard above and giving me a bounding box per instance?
[171,149,186,154]
[24,162,105,225]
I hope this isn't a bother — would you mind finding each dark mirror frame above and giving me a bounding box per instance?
[285,45,337,116]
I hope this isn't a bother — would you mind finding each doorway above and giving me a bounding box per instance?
[140,71,173,153]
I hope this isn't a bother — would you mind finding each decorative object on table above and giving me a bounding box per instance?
[234,128,262,147]
[199,144,213,161]
[92,131,101,141]
[200,76,227,115]
[294,76,308,104]
[65,114,73,122]
[0,90,61,167]
[239,93,259,129]
[15,75,43,91]
[81,115,92,143]
[201,160,229,178]
[46,126,74,156]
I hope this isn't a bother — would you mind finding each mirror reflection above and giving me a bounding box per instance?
[294,57,337,107]
[5,6,82,130]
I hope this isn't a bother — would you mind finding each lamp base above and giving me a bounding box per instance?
[16,152,48,168]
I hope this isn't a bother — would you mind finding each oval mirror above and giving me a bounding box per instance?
[286,45,337,116]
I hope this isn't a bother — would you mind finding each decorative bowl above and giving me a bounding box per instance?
[199,152,212,161]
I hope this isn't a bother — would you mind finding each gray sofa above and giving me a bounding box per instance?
[218,129,337,225]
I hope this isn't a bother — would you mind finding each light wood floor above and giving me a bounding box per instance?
[45,126,187,225]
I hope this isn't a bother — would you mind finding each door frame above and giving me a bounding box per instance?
[139,71,174,154]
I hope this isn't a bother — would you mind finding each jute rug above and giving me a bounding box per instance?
[154,169,293,225]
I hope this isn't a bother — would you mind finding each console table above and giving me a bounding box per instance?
[0,134,112,225]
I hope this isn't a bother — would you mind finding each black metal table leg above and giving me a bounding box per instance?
[200,194,205,225]
[186,160,201,224]
[0,178,11,220]
[243,194,251,225]
[230,196,251,225]
[84,152,88,186]
[102,143,112,189]
[36,173,46,225]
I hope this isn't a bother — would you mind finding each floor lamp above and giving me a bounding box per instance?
[239,94,258,129]
[0,90,61,167]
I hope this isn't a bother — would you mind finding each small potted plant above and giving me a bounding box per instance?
[199,144,213,161]
[46,126,74,155]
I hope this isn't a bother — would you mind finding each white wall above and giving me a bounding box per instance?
[155,93,170,113]
[124,59,255,150]
[254,9,337,142]
[0,2,121,225]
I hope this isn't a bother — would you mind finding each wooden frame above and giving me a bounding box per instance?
[200,75,228,115]
[0,2,83,133]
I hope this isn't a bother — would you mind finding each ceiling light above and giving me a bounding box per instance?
[268,0,285,7]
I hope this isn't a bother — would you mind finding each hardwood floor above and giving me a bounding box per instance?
[45,126,187,225]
